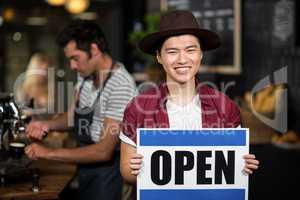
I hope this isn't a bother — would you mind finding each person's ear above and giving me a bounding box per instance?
[90,43,101,57]
[199,49,204,60]
[156,51,162,64]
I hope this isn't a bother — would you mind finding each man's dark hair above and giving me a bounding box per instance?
[56,20,110,55]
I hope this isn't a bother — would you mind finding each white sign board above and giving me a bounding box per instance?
[137,128,249,200]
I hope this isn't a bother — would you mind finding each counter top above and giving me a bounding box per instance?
[0,159,76,200]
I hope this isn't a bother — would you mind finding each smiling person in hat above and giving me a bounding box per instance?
[120,10,259,184]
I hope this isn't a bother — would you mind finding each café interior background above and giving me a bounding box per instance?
[0,0,300,199]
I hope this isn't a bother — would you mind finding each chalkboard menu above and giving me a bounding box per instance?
[166,0,241,74]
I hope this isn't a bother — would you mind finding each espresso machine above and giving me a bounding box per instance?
[0,94,23,148]
[0,94,36,186]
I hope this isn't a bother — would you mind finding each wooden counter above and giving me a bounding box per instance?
[0,160,76,200]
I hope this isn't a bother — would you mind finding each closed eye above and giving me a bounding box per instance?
[167,50,178,55]
[69,56,79,62]
[186,48,199,53]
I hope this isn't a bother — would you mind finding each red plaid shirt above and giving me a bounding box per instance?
[122,82,241,143]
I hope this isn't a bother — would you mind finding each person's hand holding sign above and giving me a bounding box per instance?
[243,154,259,174]
[129,153,143,175]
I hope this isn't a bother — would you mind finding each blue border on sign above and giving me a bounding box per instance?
[139,129,246,146]
[140,189,245,200]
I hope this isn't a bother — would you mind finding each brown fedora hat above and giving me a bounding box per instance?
[139,10,221,55]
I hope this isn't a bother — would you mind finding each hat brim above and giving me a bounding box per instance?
[139,28,221,55]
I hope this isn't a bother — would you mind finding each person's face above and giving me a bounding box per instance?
[64,40,97,78]
[157,34,202,84]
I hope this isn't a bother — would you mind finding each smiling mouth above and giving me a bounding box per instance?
[174,66,191,70]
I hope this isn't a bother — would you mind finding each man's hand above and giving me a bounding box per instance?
[130,153,143,176]
[243,154,259,174]
[26,121,50,140]
[25,143,52,160]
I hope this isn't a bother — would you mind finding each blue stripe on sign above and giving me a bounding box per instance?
[140,189,245,200]
[139,129,246,146]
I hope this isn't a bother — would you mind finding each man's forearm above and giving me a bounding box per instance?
[120,143,138,184]
[120,163,137,184]
[43,117,120,163]
[45,143,115,163]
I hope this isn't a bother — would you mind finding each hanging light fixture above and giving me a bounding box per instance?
[65,0,90,14]
[46,0,66,6]
[3,8,15,22]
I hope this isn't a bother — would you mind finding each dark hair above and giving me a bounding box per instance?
[56,20,110,55]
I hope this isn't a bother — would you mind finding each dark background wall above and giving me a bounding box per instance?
[199,0,300,133]
[242,0,300,132]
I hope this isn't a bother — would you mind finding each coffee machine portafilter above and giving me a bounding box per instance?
[0,94,25,150]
